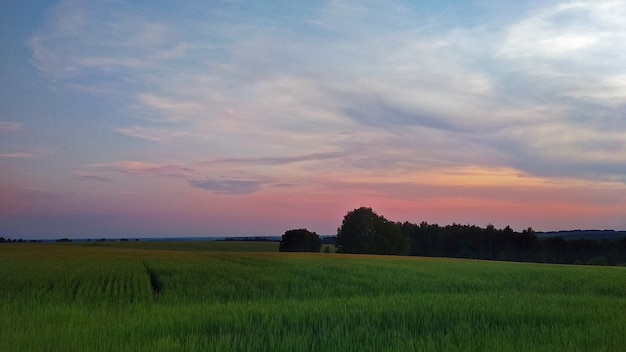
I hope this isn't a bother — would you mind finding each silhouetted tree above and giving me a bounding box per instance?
[515,227,543,262]
[336,207,410,255]
[279,229,322,252]
[332,206,625,265]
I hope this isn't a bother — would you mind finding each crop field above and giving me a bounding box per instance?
[82,240,279,252]
[1,242,625,351]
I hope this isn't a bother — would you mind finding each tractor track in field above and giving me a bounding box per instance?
[143,264,163,299]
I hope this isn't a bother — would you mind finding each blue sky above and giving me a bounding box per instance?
[2,0,626,238]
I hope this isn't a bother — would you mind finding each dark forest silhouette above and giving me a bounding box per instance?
[328,207,626,265]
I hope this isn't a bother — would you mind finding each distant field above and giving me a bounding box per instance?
[1,242,624,351]
[81,240,279,252]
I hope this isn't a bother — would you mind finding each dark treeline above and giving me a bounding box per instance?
[402,222,626,265]
[0,237,41,243]
[541,236,626,265]
[403,222,541,262]
[335,207,626,265]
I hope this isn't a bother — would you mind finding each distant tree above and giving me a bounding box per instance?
[403,221,445,257]
[336,207,410,255]
[516,227,543,262]
[279,229,322,252]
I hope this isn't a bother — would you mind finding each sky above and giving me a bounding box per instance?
[2,0,626,239]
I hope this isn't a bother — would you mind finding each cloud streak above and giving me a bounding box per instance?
[115,126,192,143]
[0,151,46,159]
[80,161,196,179]
[28,2,190,81]
[205,151,348,167]
[0,121,24,132]
[189,178,265,195]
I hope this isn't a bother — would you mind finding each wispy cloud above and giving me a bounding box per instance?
[80,161,195,179]
[189,178,265,195]
[496,1,626,110]
[0,151,46,158]
[498,1,626,61]
[115,127,191,143]
[28,1,190,84]
[29,1,626,183]
[73,171,111,182]
[137,93,204,122]
[205,151,348,166]
[0,121,24,132]
[488,0,626,182]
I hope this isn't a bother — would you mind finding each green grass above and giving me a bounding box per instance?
[82,240,279,252]
[1,242,624,351]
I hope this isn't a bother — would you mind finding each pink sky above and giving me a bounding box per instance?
[2,1,626,238]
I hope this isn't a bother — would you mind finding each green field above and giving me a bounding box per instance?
[82,240,280,252]
[1,242,624,351]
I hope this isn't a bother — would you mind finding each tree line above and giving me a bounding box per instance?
[0,237,41,243]
[280,207,626,266]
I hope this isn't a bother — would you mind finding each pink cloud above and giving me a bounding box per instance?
[0,121,23,132]
[0,151,46,158]
[81,161,196,178]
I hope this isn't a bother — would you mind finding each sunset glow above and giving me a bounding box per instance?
[2,0,626,238]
